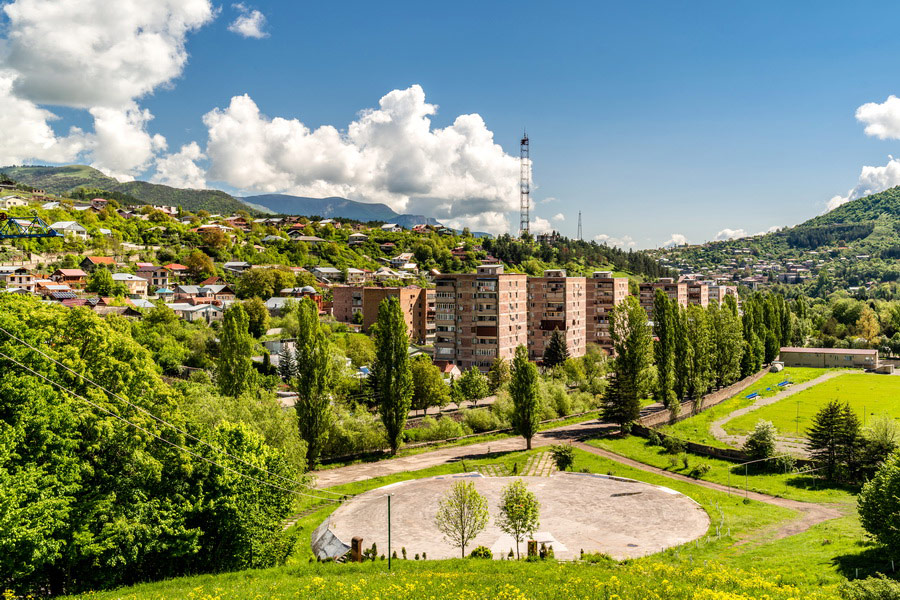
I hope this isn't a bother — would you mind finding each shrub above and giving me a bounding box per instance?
[463,408,501,433]
[647,430,661,446]
[405,416,472,443]
[662,436,685,454]
[743,420,778,460]
[840,575,900,599]
[549,444,576,471]
[469,546,493,559]
[689,463,711,478]
[773,454,796,473]
[680,452,690,470]
[580,551,615,565]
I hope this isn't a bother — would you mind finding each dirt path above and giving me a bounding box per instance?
[573,442,846,541]
[709,371,846,456]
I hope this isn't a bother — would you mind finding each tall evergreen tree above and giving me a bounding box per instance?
[292,298,333,467]
[369,297,413,455]
[652,290,677,408]
[510,345,540,449]
[604,296,653,430]
[542,330,569,369]
[217,303,256,397]
[807,400,862,482]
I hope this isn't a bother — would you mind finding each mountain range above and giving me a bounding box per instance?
[0,165,443,228]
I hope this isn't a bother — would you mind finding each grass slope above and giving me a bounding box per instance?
[725,372,900,437]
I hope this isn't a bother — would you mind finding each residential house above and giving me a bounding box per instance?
[346,268,367,285]
[223,261,251,275]
[311,266,342,282]
[0,196,28,209]
[380,223,402,232]
[51,268,87,289]
[288,232,326,245]
[49,221,88,240]
[112,273,149,297]
[163,263,189,281]
[0,266,34,292]
[348,232,368,245]
[136,265,169,290]
[80,256,116,272]
[198,284,236,304]
[165,303,224,324]
[390,253,414,268]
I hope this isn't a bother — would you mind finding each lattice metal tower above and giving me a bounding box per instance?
[577,211,582,241]
[519,131,530,236]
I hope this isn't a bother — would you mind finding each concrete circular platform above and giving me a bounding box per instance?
[317,472,709,560]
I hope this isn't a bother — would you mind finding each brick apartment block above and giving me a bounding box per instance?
[433,265,528,370]
[526,269,586,362]
[585,271,629,353]
[638,277,688,315]
[332,285,435,344]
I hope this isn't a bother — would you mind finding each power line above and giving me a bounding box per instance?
[0,349,340,503]
[0,329,344,501]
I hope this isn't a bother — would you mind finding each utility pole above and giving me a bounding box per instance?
[387,494,392,570]
[519,131,530,237]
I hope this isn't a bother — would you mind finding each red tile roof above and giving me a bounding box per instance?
[85,256,115,265]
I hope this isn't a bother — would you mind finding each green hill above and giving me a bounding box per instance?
[0,164,249,214]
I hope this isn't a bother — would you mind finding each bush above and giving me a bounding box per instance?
[647,430,662,446]
[323,403,387,457]
[405,416,471,443]
[463,408,502,433]
[743,420,778,460]
[773,454,796,473]
[580,551,615,565]
[679,452,690,470]
[689,463,711,478]
[662,436,685,454]
[840,575,900,600]
[468,546,493,559]
[549,444,576,471]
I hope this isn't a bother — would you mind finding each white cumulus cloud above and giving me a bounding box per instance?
[85,104,167,181]
[856,95,900,140]
[228,3,269,39]
[0,70,86,165]
[202,85,521,234]
[551,213,565,222]
[594,233,636,248]
[827,155,900,211]
[530,217,553,234]
[152,142,208,189]
[661,233,688,248]
[2,0,215,109]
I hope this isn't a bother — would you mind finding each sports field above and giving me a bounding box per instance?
[724,372,900,437]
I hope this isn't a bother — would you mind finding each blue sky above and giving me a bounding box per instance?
[4,1,900,246]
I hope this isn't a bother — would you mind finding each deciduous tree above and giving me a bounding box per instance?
[434,481,489,558]
[291,298,333,467]
[497,479,540,559]
[604,296,653,430]
[410,355,450,415]
[217,303,256,397]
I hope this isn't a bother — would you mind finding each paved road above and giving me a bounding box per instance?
[710,371,846,456]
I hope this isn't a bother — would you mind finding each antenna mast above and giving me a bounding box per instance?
[519,131,530,236]
[577,211,582,241]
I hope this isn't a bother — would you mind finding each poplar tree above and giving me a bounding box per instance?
[604,296,653,430]
[510,345,540,449]
[712,296,743,386]
[487,356,511,393]
[292,298,333,466]
[217,303,256,397]
[652,290,677,408]
[369,297,413,455]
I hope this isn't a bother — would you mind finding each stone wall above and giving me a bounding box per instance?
[638,369,769,429]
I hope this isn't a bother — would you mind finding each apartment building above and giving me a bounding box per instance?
[332,285,435,344]
[638,277,687,315]
[433,265,528,370]
[527,269,587,362]
[686,280,709,307]
[707,283,739,305]
[585,271,629,353]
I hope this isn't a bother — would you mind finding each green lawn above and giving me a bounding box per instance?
[659,368,835,447]
[724,372,900,437]
[587,435,857,504]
